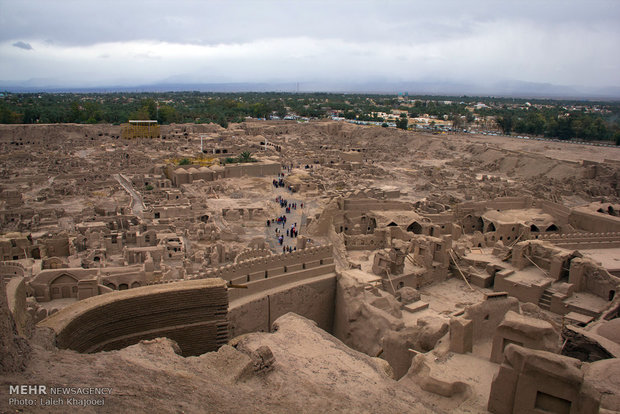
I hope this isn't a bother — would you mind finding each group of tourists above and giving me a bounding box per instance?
[267,214,287,228]
[272,177,285,188]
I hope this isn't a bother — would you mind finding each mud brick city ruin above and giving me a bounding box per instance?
[1,119,620,413]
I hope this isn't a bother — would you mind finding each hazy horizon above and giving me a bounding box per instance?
[1,0,619,97]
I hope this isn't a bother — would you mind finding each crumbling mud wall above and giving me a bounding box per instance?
[5,277,31,337]
[569,258,620,300]
[0,278,30,373]
[333,274,404,357]
[38,279,228,356]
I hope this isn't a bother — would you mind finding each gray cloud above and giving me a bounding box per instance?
[12,41,32,50]
[0,0,618,90]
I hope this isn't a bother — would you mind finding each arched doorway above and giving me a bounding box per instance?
[546,224,558,232]
[407,221,423,234]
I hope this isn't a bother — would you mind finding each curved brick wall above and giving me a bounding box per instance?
[38,278,228,356]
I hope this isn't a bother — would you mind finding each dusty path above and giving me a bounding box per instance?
[265,180,304,253]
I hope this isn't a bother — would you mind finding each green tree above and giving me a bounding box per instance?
[497,115,513,134]
[69,101,82,123]
[22,108,38,124]
[396,114,408,130]
[0,104,21,123]
[157,105,179,124]
[451,114,463,129]
[237,151,256,163]
[129,107,151,121]
[142,99,157,119]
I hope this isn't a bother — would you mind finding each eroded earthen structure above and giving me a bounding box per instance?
[2,121,620,413]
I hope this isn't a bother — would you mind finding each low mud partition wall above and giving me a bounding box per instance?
[38,279,228,356]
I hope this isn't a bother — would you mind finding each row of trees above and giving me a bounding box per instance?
[0,93,289,127]
[1,91,619,143]
[496,111,619,143]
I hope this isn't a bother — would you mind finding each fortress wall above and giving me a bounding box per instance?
[228,295,270,335]
[202,245,333,281]
[205,244,337,338]
[224,162,280,179]
[457,197,531,216]
[343,199,414,211]
[569,210,620,233]
[536,232,620,249]
[38,279,228,357]
[422,212,455,223]
[538,200,570,224]
[171,161,279,186]
[228,272,336,338]
[537,232,620,243]
[227,263,336,302]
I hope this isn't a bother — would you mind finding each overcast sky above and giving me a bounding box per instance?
[0,0,619,91]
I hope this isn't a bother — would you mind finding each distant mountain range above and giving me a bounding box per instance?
[2,79,619,100]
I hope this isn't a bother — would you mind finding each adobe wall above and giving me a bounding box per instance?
[488,344,600,414]
[343,233,387,250]
[569,209,620,233]
[569,258,620,300]
[0,261,26,280]
[539,232,620,250]
[30,268,99,302]
[489,311,560,363]
[537,200,570,224]
[224,161,280,178]
[463,297,520,341]
[228,273,336,338]
[30,266,147,301]
[201,245,333,281]
[38,279,228,357]
[494,272,550,304]
[456,197,531,217]
[342,199,414,211]
[170,161,280,186]
[5,277,29,337]
[203,245,337,338]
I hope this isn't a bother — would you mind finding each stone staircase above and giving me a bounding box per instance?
[538,288,553,310]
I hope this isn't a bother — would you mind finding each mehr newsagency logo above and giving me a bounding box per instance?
[8,384,112,407]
